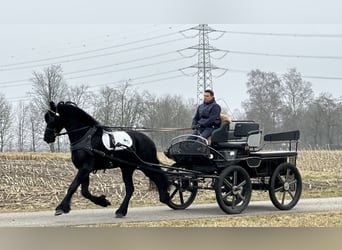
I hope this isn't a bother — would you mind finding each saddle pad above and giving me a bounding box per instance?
[102,131,133,151]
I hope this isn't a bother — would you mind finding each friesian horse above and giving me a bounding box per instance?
[43,101,170,217]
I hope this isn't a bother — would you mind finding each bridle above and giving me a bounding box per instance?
[46,108,90,137]
[46,125,91,137]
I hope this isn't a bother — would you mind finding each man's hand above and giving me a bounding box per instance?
[191,124,200,130]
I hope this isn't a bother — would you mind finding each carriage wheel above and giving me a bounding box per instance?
[215,165,251,214]
[269,162,302,210]
[166,169,198,210]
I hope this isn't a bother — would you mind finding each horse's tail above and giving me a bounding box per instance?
[128,131,163,191]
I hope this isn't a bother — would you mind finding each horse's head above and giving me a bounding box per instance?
[44,101,64,143]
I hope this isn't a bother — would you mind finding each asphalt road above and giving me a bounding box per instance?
[0,197,341,227]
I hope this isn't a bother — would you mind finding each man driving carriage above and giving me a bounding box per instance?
[191,89,221,139]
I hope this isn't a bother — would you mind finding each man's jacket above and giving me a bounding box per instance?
[192,99,221,129]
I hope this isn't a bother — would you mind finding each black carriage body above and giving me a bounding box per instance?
[165,120,302,214]
[167,122,298,172]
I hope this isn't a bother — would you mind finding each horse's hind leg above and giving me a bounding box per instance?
[81,175,111,207]
[115,167,135,218]
[55,168,90,216]
[142,169,170,205]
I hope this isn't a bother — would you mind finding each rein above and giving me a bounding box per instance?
[55,126,90,136]
[52,126,191,137]
[100,126,192,132]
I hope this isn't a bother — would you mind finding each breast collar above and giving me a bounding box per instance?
[70,126,98,151]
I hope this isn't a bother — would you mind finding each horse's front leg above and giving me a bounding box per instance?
[81,174,111,207]
[55,168,90,216]
[115,167,135,218]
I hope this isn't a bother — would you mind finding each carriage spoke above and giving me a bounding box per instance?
[232,195,236,209]
[288,179,297,186]
[277,174,285,184]
[237,192,246,201]
[233,171,237,186]
[285,169,291,181]
[223,191,232,200]
[237,180,246,188]
[179,190,184,205]
[281,190,286,205]
[274,186,284,192]
[287,190,295,200]
[223,179,233,189]
[170,187,179,200]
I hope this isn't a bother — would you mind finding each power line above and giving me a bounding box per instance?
[226,68,342,80]
[6,73,187,103]
[0,67,186,89]
[0,38,187,72]
[0,30,185,69]
[296,75,342,80]
[0,49,183,85]
[184,46,342,60]
[224,49,342,60]
[64,51,177,75]
[223,30,342,38]
[130,74,185,87]
[2,59,342,90]
[62,57,187,80]
[4,44,341,74]
[89,69,182,88]
[8,25,190,60]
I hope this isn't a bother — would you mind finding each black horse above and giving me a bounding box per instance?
[43,101,170,217]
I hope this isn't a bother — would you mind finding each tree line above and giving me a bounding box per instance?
[243,68,342,149]
[0,65,341,152]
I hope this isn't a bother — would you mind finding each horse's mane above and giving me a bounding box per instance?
[57,102,100,126]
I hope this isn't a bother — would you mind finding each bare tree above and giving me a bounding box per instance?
[0,94,12,152]
[304,93,341,148]
[142,94,194,149]
[27,102,44,152]
[242,69,283,133]
[282,68,314,115]
[93,83,148,127]
[30,65,68,152]
[281,68,314,130]
[67,84,92,109]
[30,65,68,111]
[117,82,147,127]
[16,101,28,152]
[92,86,120,125]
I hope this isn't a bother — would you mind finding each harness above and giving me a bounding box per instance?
[53,125,198,176]
[69,126,98,151]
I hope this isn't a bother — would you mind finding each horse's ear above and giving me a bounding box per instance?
[50,101,56,112]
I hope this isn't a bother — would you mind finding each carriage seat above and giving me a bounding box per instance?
[211,122,260,150]
[210,122,229,144]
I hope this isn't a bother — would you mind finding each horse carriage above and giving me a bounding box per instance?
[44,101,302,217]
[164,120,302,214]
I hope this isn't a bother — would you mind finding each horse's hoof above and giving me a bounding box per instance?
[115,213,124,218]
[55,209,64,216]
[99,195,111,207]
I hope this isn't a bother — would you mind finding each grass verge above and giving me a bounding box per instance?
[91,211,342,227]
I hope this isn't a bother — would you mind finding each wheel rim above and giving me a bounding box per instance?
[270,163,302,210]
[216,166,251,214]
[220,170,247,208]
[169,178,197,207]
[167,166,198,210]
